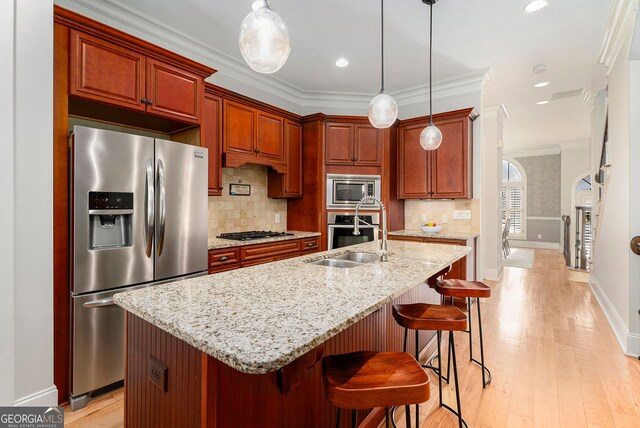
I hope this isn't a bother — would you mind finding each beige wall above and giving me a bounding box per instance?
[208,165,287,239]
[403,199,481,234]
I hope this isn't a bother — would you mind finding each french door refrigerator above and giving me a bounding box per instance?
[70,126,208,409]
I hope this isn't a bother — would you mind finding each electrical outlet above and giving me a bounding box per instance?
[420,214,428,223]
[453,210,471,220]
[538,234,542,240]
[441,214,449,224]
[275,213,281,223]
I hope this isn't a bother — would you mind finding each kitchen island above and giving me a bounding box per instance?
[114,240,470,427]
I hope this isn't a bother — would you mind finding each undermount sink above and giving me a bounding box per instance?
[332,252,380,264]
[309,252,380,268]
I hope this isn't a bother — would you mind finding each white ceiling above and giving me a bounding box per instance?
[62,0,613,150]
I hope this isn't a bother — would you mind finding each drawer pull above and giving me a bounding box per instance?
[306,242,315,247]
[219,256,229,262]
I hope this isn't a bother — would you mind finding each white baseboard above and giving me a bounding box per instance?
[14,386,58,407]
[483,266,504,282]
[589,276,631,355]
[628,332,640,358]
[510,240,560,250]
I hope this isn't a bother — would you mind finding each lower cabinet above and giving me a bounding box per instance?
[388,235,467,280]
[208,236,320,274]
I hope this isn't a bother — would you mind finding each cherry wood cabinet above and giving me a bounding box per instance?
[398,108,477,199]
[208,237,320,274]
[388,235,467,280]
[268,120,303,198]
[325,122,382,166]
[223,100,286,171]
[69,29,205,124]
[202,92,223,196]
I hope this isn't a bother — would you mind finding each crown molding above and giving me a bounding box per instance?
[56,0,487,114]
[598,0,639,72]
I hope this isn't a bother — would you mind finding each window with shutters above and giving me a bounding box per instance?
[502,159,526,238]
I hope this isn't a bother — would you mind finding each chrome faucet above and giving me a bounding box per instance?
[353,196,388,262]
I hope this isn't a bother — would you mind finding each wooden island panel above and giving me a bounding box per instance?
[124,281,440,427]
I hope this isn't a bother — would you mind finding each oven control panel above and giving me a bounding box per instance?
[333,215,374,225]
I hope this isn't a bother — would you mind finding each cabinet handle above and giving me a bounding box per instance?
[217,187,224,191]
[141,98,147,104]
[306,242,315,247]
[147,99,153,105]
[219,256,229,262]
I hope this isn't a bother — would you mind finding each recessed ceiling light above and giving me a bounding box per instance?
[537,100,550,105]
[533,63,547,74]
[524,0,549,14]
[335,58,349,68]
[534,81,550,88]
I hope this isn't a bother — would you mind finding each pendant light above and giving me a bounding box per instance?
[419,0,442,150]
[239,0,291,74]
[368,0,398,129]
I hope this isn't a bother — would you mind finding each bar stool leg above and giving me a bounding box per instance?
[405,405,411,428]
[476,297,492,387]
[403,328,408,353]
[450,331,464,428]
[336,408,341,428]
[467,297,473,362]
[385,407,390,428]
[351,409,357,428]
[437,331,443,407]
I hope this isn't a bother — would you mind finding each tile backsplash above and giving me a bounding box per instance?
[404,199,480,234]
[208,165,287,239]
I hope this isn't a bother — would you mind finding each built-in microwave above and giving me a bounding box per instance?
[326,174,381,210]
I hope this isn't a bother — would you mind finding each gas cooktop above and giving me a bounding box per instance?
[217,231,295,241]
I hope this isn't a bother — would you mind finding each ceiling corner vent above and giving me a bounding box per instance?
[551,88,585,101]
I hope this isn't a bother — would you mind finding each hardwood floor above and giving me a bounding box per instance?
[64,250,640,427]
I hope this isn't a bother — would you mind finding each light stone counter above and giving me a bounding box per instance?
[389,229,479,241]
[114,240,470,374]
[208,231,321,250]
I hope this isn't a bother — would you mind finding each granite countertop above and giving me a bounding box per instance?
[114,240,470,375]
[208,231,321,250]
[389,229,479,241]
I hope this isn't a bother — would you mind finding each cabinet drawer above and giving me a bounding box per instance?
[388,235,426,243]
[301,237,320,252]
[208,248,240,268]
[208,263,240,275]
[423,238,466,246]
[241,240,300,262]
[241,257,276,268]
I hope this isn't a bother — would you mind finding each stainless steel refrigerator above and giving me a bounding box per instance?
[70,126,208,409]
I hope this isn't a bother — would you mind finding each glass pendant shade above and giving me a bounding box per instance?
[420,124,443,150]
[239,3,291,74]
[368,93,398,129]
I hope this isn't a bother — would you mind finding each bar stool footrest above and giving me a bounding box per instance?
[423,356,450,384]
[440,403,470,428]
[470,358,492,387]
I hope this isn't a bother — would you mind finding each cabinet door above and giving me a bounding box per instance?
[325,123,354,165]
[203,94,223,196]
[284,120,303,196]
[354,125,382,166]
[223,100,256,156]
[256,111,284,161]
[430,117,470,198]
[69,30,146,111]
[146,58,202,123]
[398,124,430,198]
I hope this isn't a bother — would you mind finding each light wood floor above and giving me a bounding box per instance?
[64,250,640,427]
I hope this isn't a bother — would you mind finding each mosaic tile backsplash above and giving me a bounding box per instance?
[208,165,287,240]
[403,199,481,234]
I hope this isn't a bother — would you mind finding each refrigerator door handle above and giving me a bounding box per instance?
[157,158,166,257]
[82,297,115,308]
[144,159,155,258]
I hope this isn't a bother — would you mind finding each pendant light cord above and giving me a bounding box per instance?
[429,2,434,126]
[381,0,385,93]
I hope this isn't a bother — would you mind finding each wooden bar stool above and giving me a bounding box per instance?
[392,303,468,428]
[432,277,492,388]
[322,351,430,428]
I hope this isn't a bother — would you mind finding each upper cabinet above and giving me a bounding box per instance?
[69,29,207,124]
[202,92,223,196]
[325,122,382,167]
[398,108,477,199]
[223,100,286,171]
[268,120,303,198]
